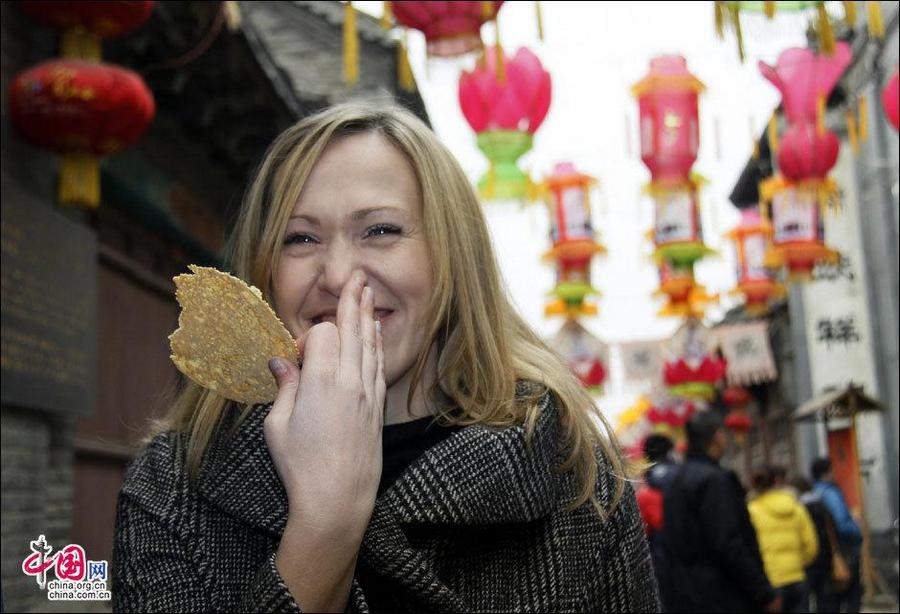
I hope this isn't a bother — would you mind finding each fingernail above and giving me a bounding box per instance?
[268,357,286,377]
[375,320,382,336]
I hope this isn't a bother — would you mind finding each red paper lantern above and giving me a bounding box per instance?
[632,55,705,185]
[392,1,502,57]
[10,59,155,207]
[724,409,752,444]
[17,1,154,38]
[883,70,899,132]
[723,386,751,408]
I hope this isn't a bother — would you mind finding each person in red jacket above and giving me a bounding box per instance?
[636,434,677,611]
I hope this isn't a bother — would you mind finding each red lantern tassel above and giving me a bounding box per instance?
[59,153,100,208]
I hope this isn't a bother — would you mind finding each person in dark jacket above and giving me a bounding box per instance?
[663,411,781,613]
[791,475,835,612]
[812,458,863,613]
[636,434,677,611]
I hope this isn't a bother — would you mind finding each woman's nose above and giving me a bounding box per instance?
[317,240,365,297]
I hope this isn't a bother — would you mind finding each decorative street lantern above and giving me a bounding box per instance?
[632,55,704,187]
[546,319,608,394]
[654,261,716,318]
[726,208,785,314]
[651,182,715,269]
[883,70,899,132]
[459,46,551,201]
[760,180,840,280]
[542,162,605,317]
[723,385,753,445]
[663,319,727,401]
[389,1,502,58]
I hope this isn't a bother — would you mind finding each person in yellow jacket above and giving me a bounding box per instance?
[749,465,819,613]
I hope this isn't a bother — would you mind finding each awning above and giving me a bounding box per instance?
[793,383,882,422]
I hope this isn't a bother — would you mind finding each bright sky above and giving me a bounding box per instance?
[357,1,813,419]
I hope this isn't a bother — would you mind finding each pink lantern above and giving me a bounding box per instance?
[759,44,851,182]
[758,44,852,126]
[391,1,502,58]
[632,55,705,185]
[459,46,551,200]
[883,70,899,132]
[777,122,840,181]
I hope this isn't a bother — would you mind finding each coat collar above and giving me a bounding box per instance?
[197,388,562,540]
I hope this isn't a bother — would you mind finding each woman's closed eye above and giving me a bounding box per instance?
[364,223,402,238]
[283,232,317,246]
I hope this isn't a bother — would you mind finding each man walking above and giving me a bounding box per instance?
[663,411,781,612]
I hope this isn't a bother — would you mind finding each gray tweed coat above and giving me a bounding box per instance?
[112,389,659,612]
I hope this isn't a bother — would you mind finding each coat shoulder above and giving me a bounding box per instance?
[119,429,192,523]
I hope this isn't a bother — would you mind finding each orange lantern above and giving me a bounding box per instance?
[542,162,605,318]
[725,208,785,314]
[654,261,716,318]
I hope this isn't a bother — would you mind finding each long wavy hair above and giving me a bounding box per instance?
[150,102,626,516]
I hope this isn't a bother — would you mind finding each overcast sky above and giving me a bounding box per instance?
[357,1,812,419]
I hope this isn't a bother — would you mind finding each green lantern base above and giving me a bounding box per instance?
[476,130,533,201]
[668,382,717,401]
[654,242,716,269]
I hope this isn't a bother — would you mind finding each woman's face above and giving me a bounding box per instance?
[272,131,433,386]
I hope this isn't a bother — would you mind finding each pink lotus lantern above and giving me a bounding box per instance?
[759,43,851,182]
[391,1,502,58]
[632,55,705,186]
[883,70,899,132]
[459,46,551,200]
[725,208,784,314]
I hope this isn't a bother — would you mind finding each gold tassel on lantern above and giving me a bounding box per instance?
[59,152,100,208]
[482,1,495,20]
[380,1,392,29]
[858,95,868,142]
[536,1,544,41]
[61,27,100,61]
[343,1,359,86]
[843,1,858,26]
[714,1,725,39]
[867,1,884,38]
[817,3,835,55]
[846,108,859,154]
[816,94,827,134]
[768,113,779,154]
[728,3,745,62]
[398,31,415,92]
[763,1,775,19]
[750,116,760,160]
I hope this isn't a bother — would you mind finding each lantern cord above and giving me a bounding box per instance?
[141,2,227,75]
[343,2,359,85]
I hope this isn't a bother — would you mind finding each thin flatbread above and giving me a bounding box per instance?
[169,265,298,403]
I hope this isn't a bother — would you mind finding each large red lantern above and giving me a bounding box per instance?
[632,55,704,186]
[10,60,155,207]
[542,162,605,318]
[883,70,899,132]
[391,1,502,58]
[459,46,551,201]
[726,208,784,315]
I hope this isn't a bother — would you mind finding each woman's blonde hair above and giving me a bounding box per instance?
[151,102,626,516]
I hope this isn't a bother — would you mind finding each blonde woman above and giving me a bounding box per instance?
[112,103,658,613]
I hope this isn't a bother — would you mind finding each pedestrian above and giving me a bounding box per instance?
[663,411,781,612]
[748,466,818,613]
[812,457,864,613]
[111,102,659,612]
[635,434,678,610]
[791,476,838,612]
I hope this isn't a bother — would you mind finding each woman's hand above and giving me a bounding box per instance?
[264,269,386,539]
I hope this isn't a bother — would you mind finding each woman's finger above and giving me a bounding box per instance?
[375,320,386,423]
[337,270,365,379]
[360,286,377,400]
